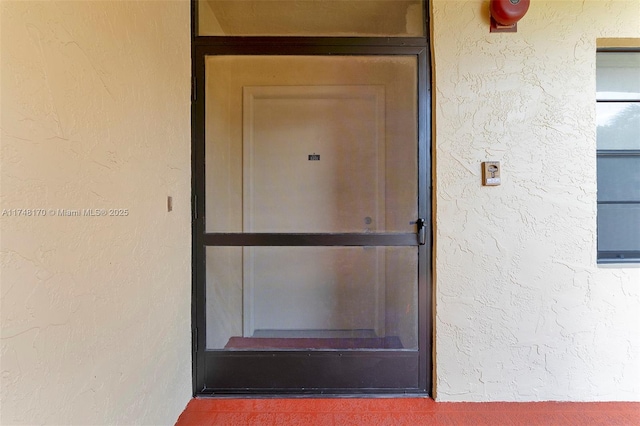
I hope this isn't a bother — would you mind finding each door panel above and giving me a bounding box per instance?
[195,49,429,394]
[241,83,388,342]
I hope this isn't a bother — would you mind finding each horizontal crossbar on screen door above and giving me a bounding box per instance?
[204,233,419,246]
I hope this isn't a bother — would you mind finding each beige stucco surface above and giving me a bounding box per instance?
[0,1,192,424]
[432,0,640,401]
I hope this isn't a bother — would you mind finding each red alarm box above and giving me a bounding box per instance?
[490,0,530,33]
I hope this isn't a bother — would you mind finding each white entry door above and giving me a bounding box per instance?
[243,85,386,336]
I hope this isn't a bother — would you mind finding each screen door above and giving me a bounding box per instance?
[193,47,430,395]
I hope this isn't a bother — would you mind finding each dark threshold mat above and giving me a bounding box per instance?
[224,336,403,349]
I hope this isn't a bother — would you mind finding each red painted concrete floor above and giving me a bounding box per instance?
[176,398,640,425]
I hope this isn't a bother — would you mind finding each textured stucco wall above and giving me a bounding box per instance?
[0,1,192,424]
[432,0,640,401]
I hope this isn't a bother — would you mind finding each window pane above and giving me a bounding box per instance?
[596,103,640,150]
[198,0,424,37]
[597,204,640,252]
[597,156,640,202]
[596,52,640,101]
[206,246,418,350]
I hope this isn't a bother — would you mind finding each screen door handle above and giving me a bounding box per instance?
[412,218,426,245]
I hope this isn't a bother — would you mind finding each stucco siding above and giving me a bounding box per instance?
[432,0,640,401]
[0,1,192,424]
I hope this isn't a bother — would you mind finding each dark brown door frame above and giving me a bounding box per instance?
[191,0,433,396]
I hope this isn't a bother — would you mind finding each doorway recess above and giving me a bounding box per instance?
[191,0,432,396]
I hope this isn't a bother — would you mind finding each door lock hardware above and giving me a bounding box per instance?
[411,218,427,245]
